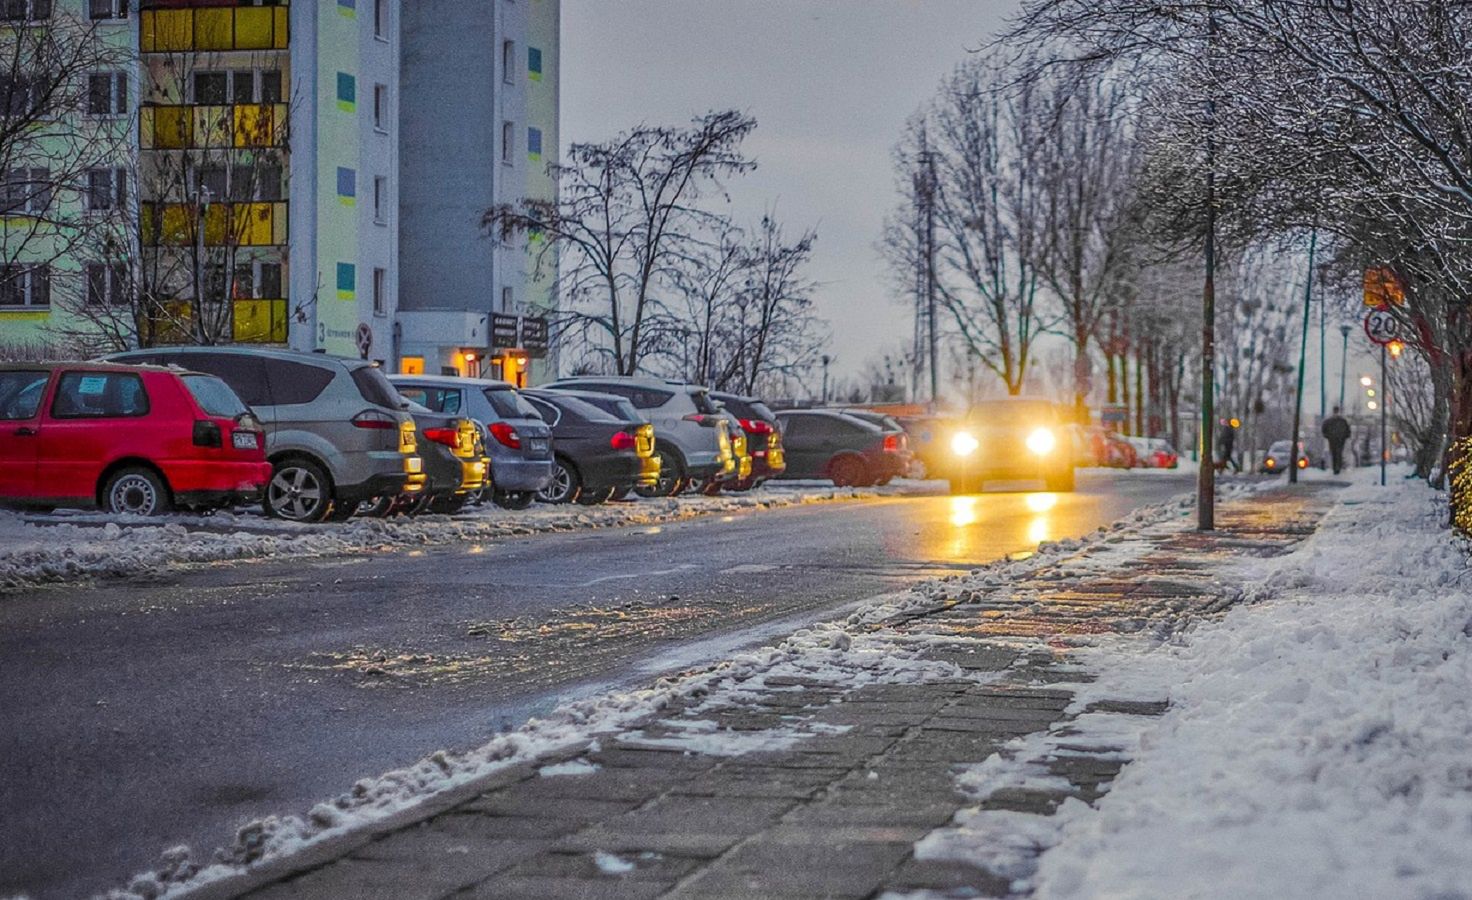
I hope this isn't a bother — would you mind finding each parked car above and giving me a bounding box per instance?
[361,401,487,516]
[835,410,910,484]
[1128,437,1179,469]
[0,363,270,515]
[389,375,554,510]
[1077,425,1137,468]
[106,347,425,522]
[711,392,785,490]
[934,398,1075,494]
[542,388,661,497]
[774,409,909,487]
[542,376,734,496]
[1260,440,1308,474]
[521,390,657,504]
[894,414,951,479]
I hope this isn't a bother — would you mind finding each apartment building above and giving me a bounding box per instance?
[0,0,559,380]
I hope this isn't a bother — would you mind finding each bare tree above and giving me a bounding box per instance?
[485,110,757,376]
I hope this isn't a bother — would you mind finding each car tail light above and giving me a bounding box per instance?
[739,418,775,435]
[352,410,398,430]
[883,433,901,453]
[611,430,637,451]
[192,420,221,448]
[423,427,459,448]
[489,421,521,449]
[683,414,717,426]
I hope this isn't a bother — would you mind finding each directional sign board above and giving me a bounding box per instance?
[1364,309,1399,346]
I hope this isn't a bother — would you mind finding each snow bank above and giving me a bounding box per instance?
[1013,472,1472,899]
[0,487,876,595]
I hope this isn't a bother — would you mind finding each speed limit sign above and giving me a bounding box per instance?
[1364,309,1399,345]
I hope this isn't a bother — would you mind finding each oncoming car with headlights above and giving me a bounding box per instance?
[939,398,1075,494]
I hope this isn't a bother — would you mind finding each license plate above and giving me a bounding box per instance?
[529,438,549,453]
[231,432,258,450]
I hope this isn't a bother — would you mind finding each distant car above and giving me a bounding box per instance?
[108,347,424,522]
[935,398,1075,494]
[522,390,657,504]
[1078,425,1136,468]
[1260,440,1308,475]
[711,392,785,490]
[0,363,270,515]
[1131,437,1179,469]
[389,375,555,510]
[896,414,954,479]
[774,409,908,487]
[543,376,735,496]
[550,388,661,497]
[835,410,910,485]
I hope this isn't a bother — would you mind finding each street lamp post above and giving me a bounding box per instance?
[1338,324,1351,411]
[820,354,831,405]
[1289,230,1318,485]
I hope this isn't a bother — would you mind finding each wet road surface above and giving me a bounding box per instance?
[0,471,1192,898]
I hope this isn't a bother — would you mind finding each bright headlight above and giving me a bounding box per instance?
[951,431,979,456]
[1026,427,1056,456]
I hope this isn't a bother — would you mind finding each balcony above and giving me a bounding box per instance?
[141,103,287,149]
[141,201,288,247]
[141,6,289,53]
[149,298,288,344]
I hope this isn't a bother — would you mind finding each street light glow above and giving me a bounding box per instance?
[1368,401,1379,410]
[1360,376,1373,387]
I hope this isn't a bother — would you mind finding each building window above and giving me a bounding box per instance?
[373,175,387,223]
[501,285,513,313]
[528,46,543,81]
[1,168,50,215]
[373,83,387,131]
[260,70,282,104]
[0,74,45,118]
[0,264,50,308]
[373,0,387,39]
[336,166,355,204]
[85,262,128,306]
[87,72,127,115]
[192,71,228,105]
[501,121,513,164]
[85,167,126,212]
[191,69,283,105]
[502,40,514,84]
[88,0,126,20]
[372,267,387,316]
[1,0,51,23]
[336,72,355,112]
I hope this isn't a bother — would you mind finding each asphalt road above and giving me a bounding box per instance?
[0,471,1192,899]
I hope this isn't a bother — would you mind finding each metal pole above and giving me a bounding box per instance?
[1380,343,1387,486]
[1338,324,1351,411]
[1290,230,1317,485]
[1318,273,1326,421]
[1197,12,1218,530]
[924,151,939,412]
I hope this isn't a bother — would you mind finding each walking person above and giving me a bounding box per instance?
[1322,407,1352,475]
[1216,419,1241,473]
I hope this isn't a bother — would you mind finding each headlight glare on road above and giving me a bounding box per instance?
[1026,427,1056,456]
[951,431,979,457]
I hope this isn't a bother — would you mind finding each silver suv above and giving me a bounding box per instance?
[389,375,554,509]
[106,348,424,522]
[542,376,734,496]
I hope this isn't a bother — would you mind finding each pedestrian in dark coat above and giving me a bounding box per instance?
[1322,407,1352,474]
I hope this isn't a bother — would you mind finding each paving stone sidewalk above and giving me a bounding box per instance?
[196,485,1340,900]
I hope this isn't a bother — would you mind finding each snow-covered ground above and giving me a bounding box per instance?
[0,483,945,594]
[923,469,1472,899]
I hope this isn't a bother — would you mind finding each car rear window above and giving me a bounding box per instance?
[524,395,559,425]
[0,370,47,420]
[690,389,719,415]
[483,387,541,419]
[349,365,401,409]
[397,385,462,414]
[182,375,248,418]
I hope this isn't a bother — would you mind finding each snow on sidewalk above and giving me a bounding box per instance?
[0,484,923,594]
[932,470,1472,899]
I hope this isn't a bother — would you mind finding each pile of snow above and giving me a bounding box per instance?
[0,486,876,594]
[923,470,1472,898]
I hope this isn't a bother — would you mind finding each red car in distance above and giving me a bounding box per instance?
[0,363,270,515]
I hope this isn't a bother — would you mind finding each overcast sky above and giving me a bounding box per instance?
[561,0,1020,380]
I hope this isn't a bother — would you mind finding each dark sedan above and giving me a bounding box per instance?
[522,390,656,504]
[712,392,786,490]
[362,402,487,517]
[774,409,908,487]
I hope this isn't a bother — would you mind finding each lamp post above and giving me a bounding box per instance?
[1289,230,1318,485]
[820,354,831,405]
[1338,324,1351,411]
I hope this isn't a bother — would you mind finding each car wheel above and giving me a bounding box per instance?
[493,490,535,510]
[607,486,631,502]
[576,485,615,506]
[829,456,867,488]
[265,459,333,523]
[635,450,684,498]
[700,478,722,496]
[430,495,470,515]
[1045,468,1076,493]
[537,459,581,504]
[102,467,171,516]
[329,500,365,521]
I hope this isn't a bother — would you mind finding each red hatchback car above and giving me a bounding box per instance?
[0,363,270,515]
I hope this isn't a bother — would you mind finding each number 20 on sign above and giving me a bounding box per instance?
[1364,309,1398,346]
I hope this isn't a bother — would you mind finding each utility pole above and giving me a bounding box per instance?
[1338,324,1351,410]
[923,150,939,412]
[1380,343,1387,486]
[1290,229,1318,485]
[1318,266,1326,422]
[1197,11,1218,529]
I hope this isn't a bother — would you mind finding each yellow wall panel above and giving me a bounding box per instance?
[271,202,289,245]
[233,104,275,147]
[194,8,233,51]
[193,106,232,148]
[235,8,274,49]
[273,7,289,48]
[143,10,194,52]
[149,107,192,150]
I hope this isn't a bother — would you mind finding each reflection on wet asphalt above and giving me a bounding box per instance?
[0,471,1193,899]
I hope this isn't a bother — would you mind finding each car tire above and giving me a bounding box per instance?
[330,500,366,521]
[430,495,470,515]
[636,450,684,498]
[576,485,615,506]
[700,478,722,496]
[493,490,535,510]
[608,486,631,502]
[1045,468,1076,493]
[829,455,868,488]
[265,459,333,523]
[537,459,582,504]
[102,467,172,516]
